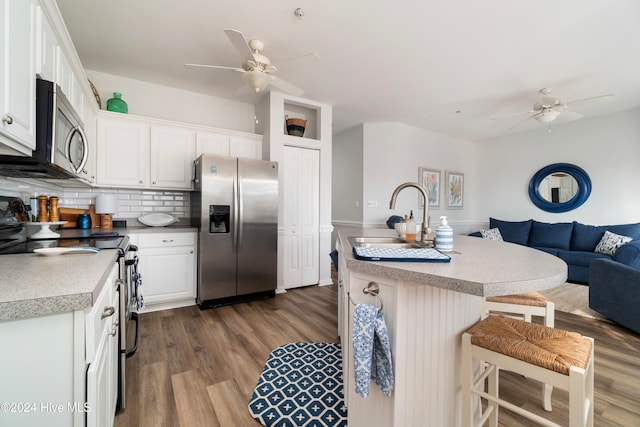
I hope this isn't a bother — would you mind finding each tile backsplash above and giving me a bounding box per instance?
[0,177,189,224]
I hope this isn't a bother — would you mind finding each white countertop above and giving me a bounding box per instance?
[339,229,568,296]
[0,250,119,321]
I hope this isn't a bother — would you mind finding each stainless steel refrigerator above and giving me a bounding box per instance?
[191,154,278,307]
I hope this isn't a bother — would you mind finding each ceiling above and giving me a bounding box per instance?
[56,0,640,140]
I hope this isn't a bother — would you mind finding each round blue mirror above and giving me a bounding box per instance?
[528,163,591,213]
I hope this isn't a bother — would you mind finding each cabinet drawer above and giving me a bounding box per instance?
[86,264,118,363]
[137,232,196,247]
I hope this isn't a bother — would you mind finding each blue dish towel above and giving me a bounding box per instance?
[353,303,394,397]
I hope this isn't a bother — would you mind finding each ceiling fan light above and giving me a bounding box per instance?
[243,71,271,93]
[535,110,560,123]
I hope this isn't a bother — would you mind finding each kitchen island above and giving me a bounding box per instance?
[337,229,567,427]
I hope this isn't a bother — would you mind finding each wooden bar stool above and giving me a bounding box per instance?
[484,291,555,410]
[461,315,594,427]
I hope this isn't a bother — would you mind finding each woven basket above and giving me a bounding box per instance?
[285,115,307,137]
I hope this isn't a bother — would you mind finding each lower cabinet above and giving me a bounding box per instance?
[131,231,197,311]
[0,262,119,427]
[86,264,119,427]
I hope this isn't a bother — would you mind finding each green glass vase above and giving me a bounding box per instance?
[106,92,128,114]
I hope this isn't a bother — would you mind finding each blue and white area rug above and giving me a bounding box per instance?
[248,342,347,427]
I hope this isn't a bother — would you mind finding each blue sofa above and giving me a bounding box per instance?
[589,259,640,334]
[473,218,640,284]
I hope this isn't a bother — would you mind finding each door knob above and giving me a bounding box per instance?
[2,115,13,125]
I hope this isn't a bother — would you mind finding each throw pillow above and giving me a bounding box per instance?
[480,228,503,241]
[489,218,533,245]
[594,230,633,256]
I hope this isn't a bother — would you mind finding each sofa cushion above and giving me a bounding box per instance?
[480,228,503,241]
[595,230,633,256]
[489,218,532,245]
[557,250,610,267]
[528,221,573,250]
[531,246,560,257]
[613,240,640,269]
[571,221,640,251]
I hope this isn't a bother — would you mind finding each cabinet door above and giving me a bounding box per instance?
[96,117,149,187]
[137,245,196,304]
[150,125,196,189]
[0,0,36,155]
[229,134,262,159]
[196,131,229,157]
[35,3,57,82]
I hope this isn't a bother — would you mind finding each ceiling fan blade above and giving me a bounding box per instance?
[564,93,616,107]
[270,76,305,97]
[490,110,533,121]
[559,109,584,121]
[184,63,244,73]
[510,113,538,130]
[224,28,257,62]
[277,52,320,67]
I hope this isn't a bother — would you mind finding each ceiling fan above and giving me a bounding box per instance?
[185,29,309,97]
[500,88,616,130]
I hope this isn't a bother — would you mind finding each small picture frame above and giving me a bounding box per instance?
[446,171,464,208]
[418,167,441,208]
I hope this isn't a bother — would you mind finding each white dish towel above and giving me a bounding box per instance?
[353,303,394,397]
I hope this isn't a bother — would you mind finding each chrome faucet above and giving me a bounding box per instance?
[389,182,431,244]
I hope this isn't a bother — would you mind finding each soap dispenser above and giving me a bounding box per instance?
[405,211,417,242]
[435,216,453,252]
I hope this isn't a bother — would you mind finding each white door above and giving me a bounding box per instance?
[283,146,320,289]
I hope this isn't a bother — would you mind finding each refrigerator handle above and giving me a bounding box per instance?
[233,175,239,252]
[237,173,244,252]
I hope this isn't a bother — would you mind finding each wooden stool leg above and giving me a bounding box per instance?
[543,383,553,412]
[487,364,499,427]
[461,333,474,427]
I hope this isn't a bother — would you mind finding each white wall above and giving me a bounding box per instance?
[332,125,364,224]
[332,122,478,237]
[86,70,256,133]
[475,108,640,225]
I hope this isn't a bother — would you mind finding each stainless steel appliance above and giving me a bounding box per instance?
[191,154,278,307]
[117,238,140,410]
[0,79,89,181]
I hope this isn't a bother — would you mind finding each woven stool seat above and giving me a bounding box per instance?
[485,291,549,307]
[466,315,593,375]
[462,315,595,427]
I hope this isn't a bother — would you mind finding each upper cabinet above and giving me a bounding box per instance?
[0,0,37,156]
[97,111,262,190]
[150,125,196,189]
[196,129,262,159]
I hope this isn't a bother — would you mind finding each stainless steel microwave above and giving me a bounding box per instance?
[0,79,89,180]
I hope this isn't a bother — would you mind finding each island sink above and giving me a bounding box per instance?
[347,236,429,249]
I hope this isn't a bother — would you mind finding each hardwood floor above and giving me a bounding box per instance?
[115,281,640,427]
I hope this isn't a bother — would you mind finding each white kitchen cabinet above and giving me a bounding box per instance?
[86,264,119,427]
[133,231,197,311]
[35,1,57,82]
[196,129,262,159]
[96,115,149,187]
[229,133,262,159]
[150,125,196,190]
[0,0,36,156]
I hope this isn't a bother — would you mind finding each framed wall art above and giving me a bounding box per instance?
[446,171,464,208]
[418,167,440,208]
